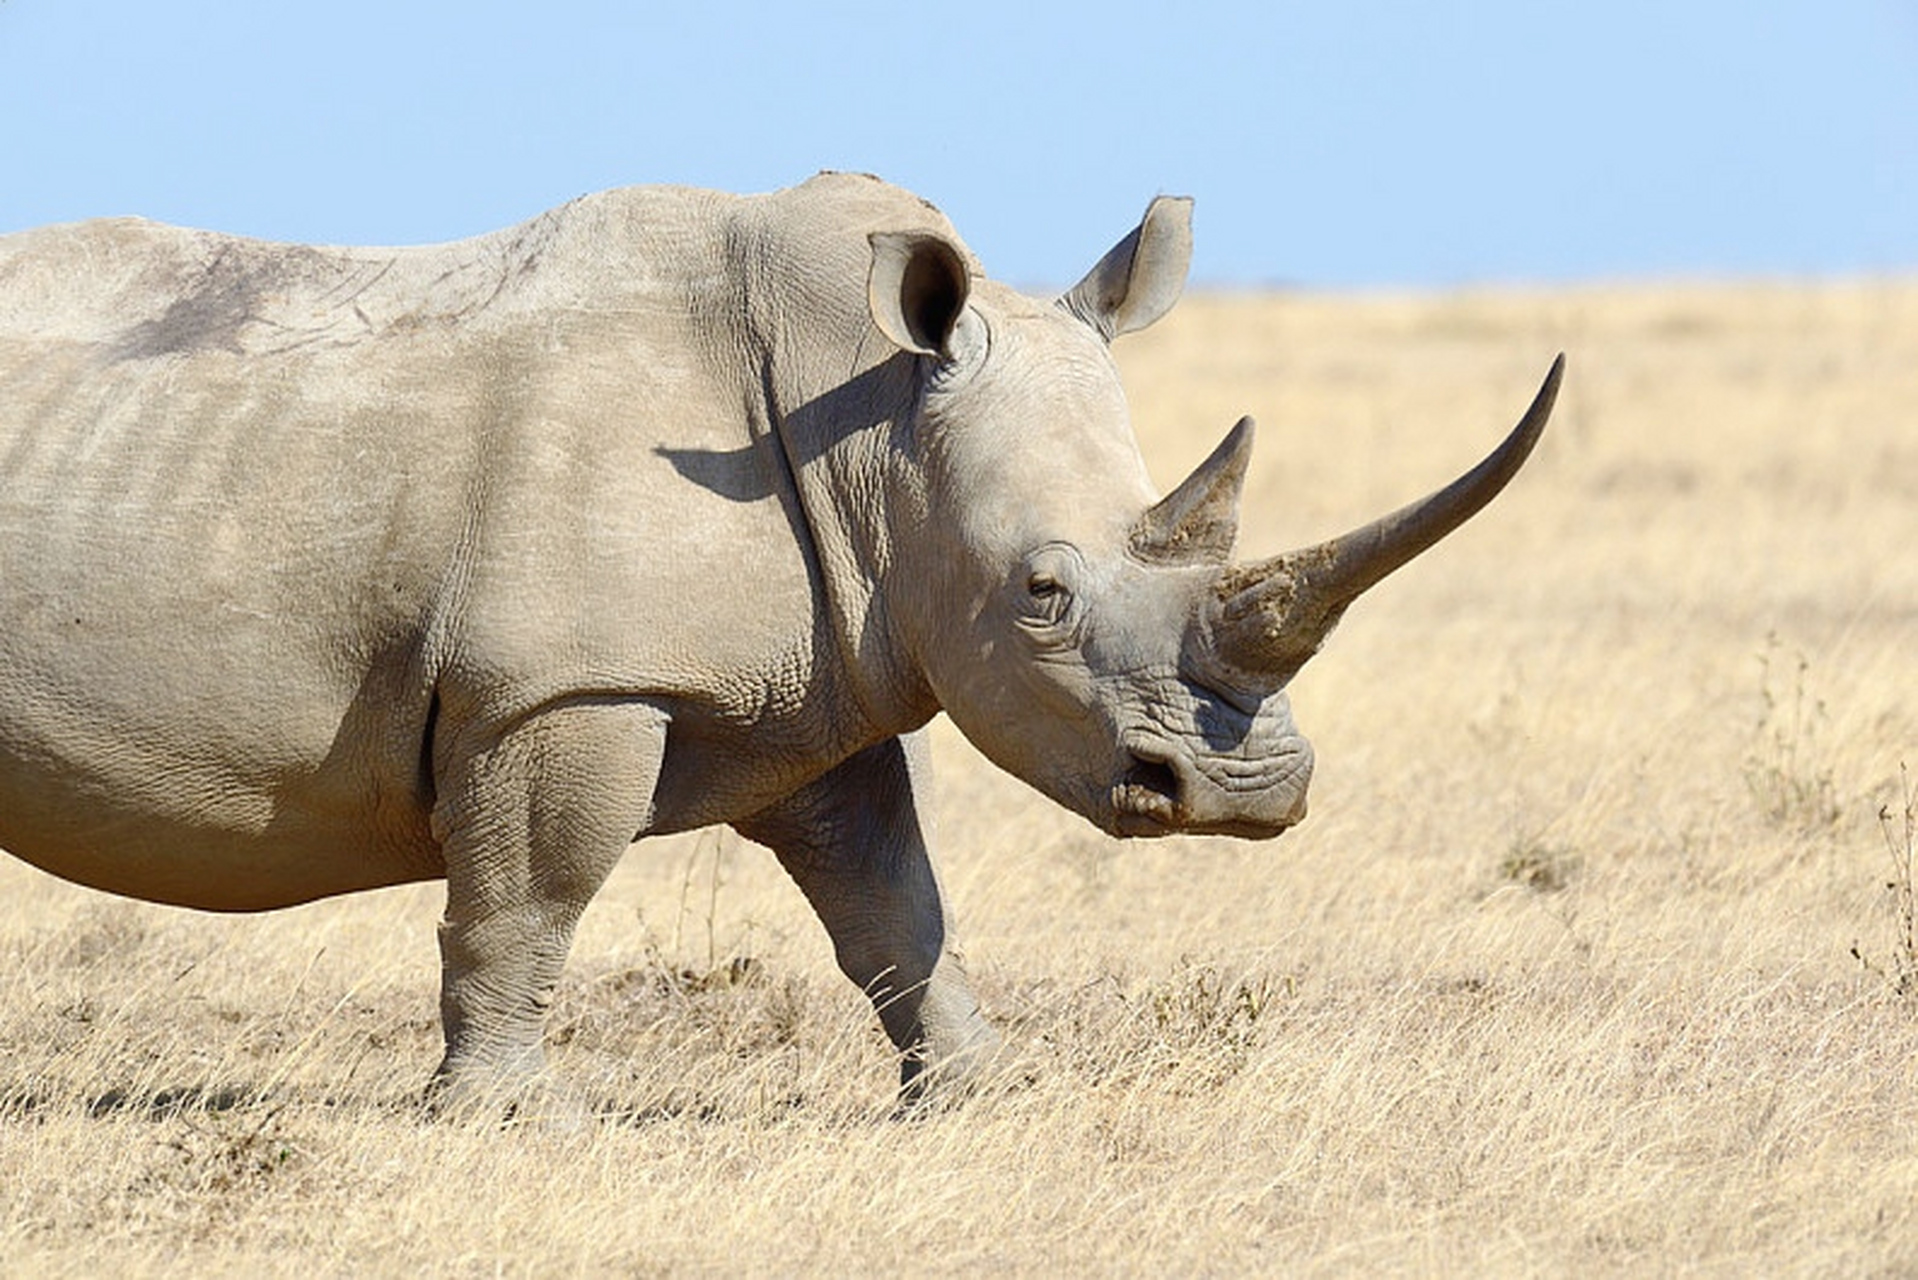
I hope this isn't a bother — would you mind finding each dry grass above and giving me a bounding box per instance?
[5,279,1918,1275]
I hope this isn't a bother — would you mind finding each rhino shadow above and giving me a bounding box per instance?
[652,442,773,504]
[653,356,911,506]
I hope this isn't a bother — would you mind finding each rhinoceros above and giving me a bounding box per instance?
[0,172,1560,1105]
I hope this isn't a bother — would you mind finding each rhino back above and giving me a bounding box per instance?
[0,187,827,908]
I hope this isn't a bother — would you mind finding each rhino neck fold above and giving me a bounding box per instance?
[754,353,941,747]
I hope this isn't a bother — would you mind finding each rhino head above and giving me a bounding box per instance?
[866,196,1560,840]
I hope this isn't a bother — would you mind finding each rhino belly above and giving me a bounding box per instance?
[0,667,444,911]
[0,532,444,910]
[0,766,440,911]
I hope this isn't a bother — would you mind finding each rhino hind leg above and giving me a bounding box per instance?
[736,730,1000,1101]
[426,698,668,1117]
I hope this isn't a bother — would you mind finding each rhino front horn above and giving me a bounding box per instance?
[1198,355,1564,698]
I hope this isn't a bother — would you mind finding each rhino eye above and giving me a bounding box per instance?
[1026,572,1070,622]
[1015,543,1085,638]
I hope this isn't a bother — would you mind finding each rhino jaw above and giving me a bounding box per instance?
[1107,731,1314,839]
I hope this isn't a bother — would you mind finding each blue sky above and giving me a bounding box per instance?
[1,2,1912,287]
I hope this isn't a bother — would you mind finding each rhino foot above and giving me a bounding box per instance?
[895,1018,1009,1115]
[420,1060,593,1131]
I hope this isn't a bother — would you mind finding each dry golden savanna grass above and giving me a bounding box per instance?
[3,279,1917,1276]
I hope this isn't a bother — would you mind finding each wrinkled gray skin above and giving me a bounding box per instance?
[0,173,1559,1105]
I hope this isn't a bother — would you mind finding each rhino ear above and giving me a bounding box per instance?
[1059,195,1193,342]
[869,231,973,359]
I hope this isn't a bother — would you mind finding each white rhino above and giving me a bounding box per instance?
[0,173,1561,1104]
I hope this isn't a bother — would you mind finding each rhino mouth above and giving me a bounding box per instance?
[1111,754,1184,834]
[1105,735,1312,839]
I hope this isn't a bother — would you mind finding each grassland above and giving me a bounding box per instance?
[3,278,1916,1275]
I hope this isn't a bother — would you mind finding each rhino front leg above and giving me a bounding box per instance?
[428,698,666,1111]
[735,730,999,1100]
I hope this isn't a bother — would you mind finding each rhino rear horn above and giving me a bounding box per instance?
[1059,196,1193,341]
[1131,416,1255,565]
[1199,356,1564,697]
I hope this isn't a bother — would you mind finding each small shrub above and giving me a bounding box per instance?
[1852,763,1918,1000]
[1134,963,1295,1089]
[1498,838,1580,893]
[1743,635,1841,832]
